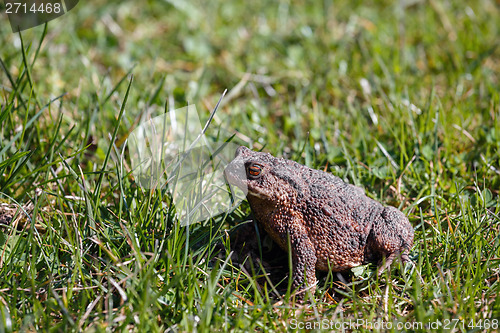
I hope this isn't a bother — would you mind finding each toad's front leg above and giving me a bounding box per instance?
[287,223,317,297]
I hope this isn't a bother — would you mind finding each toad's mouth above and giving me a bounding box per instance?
[246,188,271,201]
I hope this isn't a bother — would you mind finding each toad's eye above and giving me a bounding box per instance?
[247,164,262,178]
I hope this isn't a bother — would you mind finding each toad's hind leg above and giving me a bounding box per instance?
[369,206,414,275]
[377,248,411,275]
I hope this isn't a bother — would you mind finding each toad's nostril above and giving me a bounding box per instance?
[235,146,243,157]
[235,146,250,158]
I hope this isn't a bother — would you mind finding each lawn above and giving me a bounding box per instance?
[1,0,499,331]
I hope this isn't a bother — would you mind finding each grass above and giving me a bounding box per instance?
[1,0,499,331]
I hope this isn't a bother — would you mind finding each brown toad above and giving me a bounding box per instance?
[224,146,414,296]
